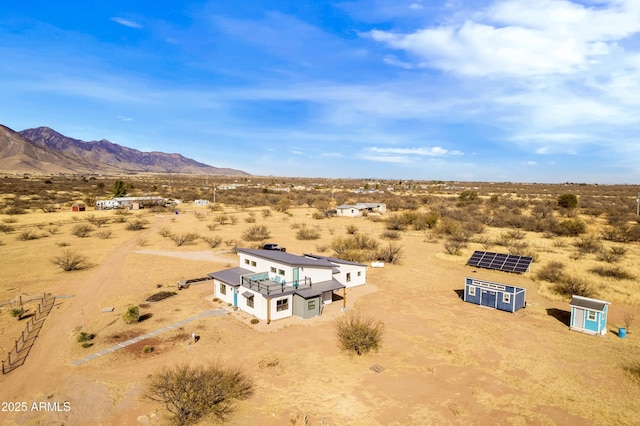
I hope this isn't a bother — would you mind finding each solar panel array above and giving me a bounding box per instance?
[466,251,532,274]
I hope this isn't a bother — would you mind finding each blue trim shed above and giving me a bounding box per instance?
[569,295,610,335]
[464,277,526,313]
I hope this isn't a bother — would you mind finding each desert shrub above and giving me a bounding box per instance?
[10,307,24,319]
[554,276,593,297]
[143,345,154,353]
[385,214,407,231]
[194,212,206,221]
[261,209,272,218]
[52,250,88,271]
[444,240,464,256]
[597,246,627,263]
[146,291,178,302]
[77,332,95,343]
[315,244,328,253]
[229,215,238,225]
[206,223,218,231]
[376,242,404,264]
[589,266,635,280]
[81,342,93,348]
[244,216,256,223]
[202,236,223,248]
[72,224,93,238]
[296,226,320,240]
[122,306,140,324]
[250,318,259,325]
[345,224,358,235]
[553,219,586,236]
[216,214,230,225]
[336,313,384,356]
[0,223,15,233]
[145,363,253,425]
[4,206,27,215]
[86,214,109,227]
[159,226,173,237]
[574,236,602,254]
[48,226,59,235]
[57,241,70,247]
[17,230,41,241]
[557,193,578,209]
[537,261,566,283]
[437,218,461,236]
[381,230,400,240]
[170,232,200,247]
[624,361,640,384]
[96,229,112,239]
[126,218,148,231]
[242,225,271,242]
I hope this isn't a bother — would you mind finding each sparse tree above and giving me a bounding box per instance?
[557,193,578,209]
[146,363,253,425]
[170,232,200,247]
[242,225,271,242]
[52,250,88,271]
[72,224,93,238]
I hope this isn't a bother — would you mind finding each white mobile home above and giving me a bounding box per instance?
[336,203,386,217]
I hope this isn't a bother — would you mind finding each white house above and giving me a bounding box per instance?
[95,196,166,210]
[210,249,367,323]
[336,203,387,217]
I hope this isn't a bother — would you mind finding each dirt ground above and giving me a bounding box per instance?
[0,206,639,425]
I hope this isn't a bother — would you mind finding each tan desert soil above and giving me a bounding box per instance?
[0,208,638,425]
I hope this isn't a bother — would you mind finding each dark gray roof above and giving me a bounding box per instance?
[303,253,366,267]
[209,267,250,286]
[295,279,345,299]
[241,291,254,298]
[570,295,609,312]
[237,248,335,269]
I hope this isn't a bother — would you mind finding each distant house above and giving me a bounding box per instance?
[463,277,526,313]
[194,199,209,206]
[336,203,386,217]
[95,196,166,210]
[210,249,367,323]
[570,295,610,335]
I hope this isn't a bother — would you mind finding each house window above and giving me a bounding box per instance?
[244,259,250,265]
[270,267,277,273]
[346,272,351,282]
[308,300,316,311]
[468,286,476,296]
[251,261,256,267]
[587,311,596,321]
[503,293,511,304]
[357,271,361,277]
[246,296,254,308]
[276,298,288,312]
[219,283,226,295]
[278,269,285,276]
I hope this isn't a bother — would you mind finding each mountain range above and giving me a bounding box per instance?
[0,124,248,175]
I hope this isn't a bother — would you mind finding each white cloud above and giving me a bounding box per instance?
[361,155,412,163]
[409,3,424,10]
[369,0,640,77]
[117,116,133,122]
[370,146,463,156]
[111,17,143,29]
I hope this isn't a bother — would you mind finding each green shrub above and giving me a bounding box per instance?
[52,250,88,271]
[554,277,593,297]
[10,307,24,319]
[242,225,271,242]
[77,332,95,343]
[123,306,140,324]
[146,291,177,302]
[296,226,321,240]
[553,219,586,236]
[536,261,566,283]
[143,345,153,353]
[589,266,635,280]
[250,318,259,325]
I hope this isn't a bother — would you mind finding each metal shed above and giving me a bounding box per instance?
[569,295,610,335]
[463,277,526,313]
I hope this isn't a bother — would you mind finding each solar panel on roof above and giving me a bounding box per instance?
[466,251,532,274]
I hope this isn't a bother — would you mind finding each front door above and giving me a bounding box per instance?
[233,289,238,307]
[573,308,584,329]
[293,267,300,287]
[481,290,497,308]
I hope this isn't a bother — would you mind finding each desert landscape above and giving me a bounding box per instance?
[0,174,639,425]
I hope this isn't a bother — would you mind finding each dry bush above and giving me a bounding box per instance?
[146,363,253,425]
[554,276,593,298]
[72,223,93,238]
[202,236,222,248]
[553,219,586,236]
[159,226,173,237]
[96,229,113,239]
[122,306,140,324]
[537,261,566,283]
[261,209,272,218]
[376,242,404,264]
[346,224,358,235]
[444,240,464,256]
[206,223,218,231]
[215,214,230,225]
[380,230,401,240]
[336,313,384,356]
[597,246,627,263]
[296,226,321,240]
[589,266,635,281]
[52,249,88,271]
[242,225,271,242]
[170,232,200,247]
[146,291,177,302]
[126,218,148,231]
[194,212,206,221]
[86,214,109,227]
[17,230,41,241]
[574,236,602,254]
[0,223,15,233]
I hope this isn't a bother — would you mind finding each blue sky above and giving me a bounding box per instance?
[1,0,640,183]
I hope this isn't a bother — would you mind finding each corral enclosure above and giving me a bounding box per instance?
[0,172,639,425]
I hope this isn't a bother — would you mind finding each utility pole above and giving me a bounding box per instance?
[637,193,640,215]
